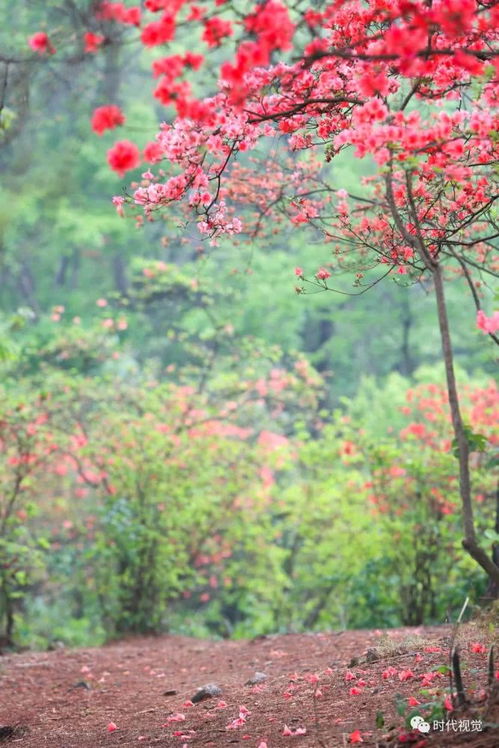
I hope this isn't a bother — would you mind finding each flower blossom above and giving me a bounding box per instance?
[29,32,56,55]
[107,140,141,176]
[477,310,499,334]
[84,32,105,53]
[91,105,125,135]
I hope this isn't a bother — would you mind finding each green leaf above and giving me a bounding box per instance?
[452,425,489,458]
[395,694,407,717]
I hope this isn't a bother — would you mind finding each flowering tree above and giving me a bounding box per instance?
[26,1,499,585]
[0,387,88,646]
[274,376,497,629]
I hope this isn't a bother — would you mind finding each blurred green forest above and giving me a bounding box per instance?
[0,2,497,650]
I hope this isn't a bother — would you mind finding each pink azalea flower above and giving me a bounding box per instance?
[315,267,331,281]
[477,310,499,334]
[29,31,56,55]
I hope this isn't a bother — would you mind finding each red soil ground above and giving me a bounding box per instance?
[0,625,497,747]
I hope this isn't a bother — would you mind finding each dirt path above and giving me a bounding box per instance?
[0,625,497,747]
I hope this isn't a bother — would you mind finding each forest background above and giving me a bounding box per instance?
[0,0,497,652]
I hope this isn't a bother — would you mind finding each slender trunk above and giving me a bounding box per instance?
[386,170,498,584]
[0,570,14,648]
[432,264,499,584]
[5,595,14,645]
[0,62,30,148]
[18,261,40,316]
[112,252,128,296]
[71,248,80,289]
[485,482,499,599]
[398,293,414,376]
[55,254,71,286]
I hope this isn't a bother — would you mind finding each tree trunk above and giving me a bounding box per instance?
[398,293,414,376]
[55,254,71,286]
[485,482,499,600]
[17,260,40,316]
[432,264,499,585]
[112,252,128,296]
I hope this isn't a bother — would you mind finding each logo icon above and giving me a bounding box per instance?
[410,715,431,733]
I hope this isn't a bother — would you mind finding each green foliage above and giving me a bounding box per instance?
[0,290,496,649]
[87,397,265,635]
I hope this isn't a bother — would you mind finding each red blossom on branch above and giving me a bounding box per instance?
[202,17,233,47]
[91,105,125,135]
[107,140,141,176]
[84,32,105,53]
[141,16,176,46]
[96,2,141,26]
[476,310,499,334]
[143,141,163,163]
[28,32,56,55]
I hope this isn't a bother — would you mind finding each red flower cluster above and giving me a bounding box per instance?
[151,51,204,80]
[152,54,185,78]
[220,2,293,89]
[143,141,163,163]
[244,1,295,52]
[202,17,233,47]
[151,52,204,114]
[316,268,331,281]
[436,0,476,37]
[91,105,125,135]
[28,32,56,55]
[220,41,269,88]
[145,0,185,12]
[107,140,140,177]
[476,310,499,334]
[84,32,105,53]
[175,98,214,123]
[183,52,204,70]
[154,78,190,106]
[141,15,176,46]
[96,2,141,26]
